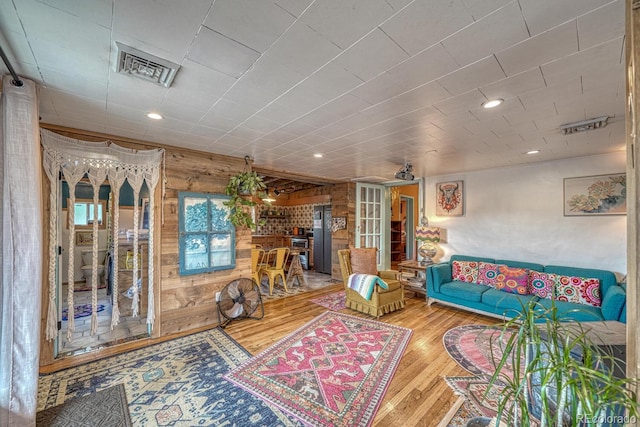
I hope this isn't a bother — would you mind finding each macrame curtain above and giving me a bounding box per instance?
[40,129,164,340]
[0,75,42,425]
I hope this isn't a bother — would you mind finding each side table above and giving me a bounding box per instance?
[397,260,432,300]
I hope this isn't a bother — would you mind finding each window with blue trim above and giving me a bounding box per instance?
[179,192,235,275]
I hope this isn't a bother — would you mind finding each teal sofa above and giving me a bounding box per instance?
[426,255,626,323]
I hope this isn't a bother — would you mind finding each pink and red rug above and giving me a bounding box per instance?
[441,324,519,426]
[225,311,412,427]
[309,291,346,311]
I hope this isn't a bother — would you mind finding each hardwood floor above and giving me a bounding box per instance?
[41,282,496,426]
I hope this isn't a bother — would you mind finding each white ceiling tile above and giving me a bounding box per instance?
[437,56,506,96]
[189,124,228,140]
[333,29,409,81]
[188,27,261,78]
[297,62,364,100]
[274,0,315,18]
[14,1,111,81]
[480,68,547,101]
[442,2,529,66]
[163,59,235,110]
[204,0,294,53]
[106,72,168,111]
[381,0,473,56]
[241,116,283,133]
[37,0,113,28]
[264,22,343,76]
[495,20,579,76]
[578,0,625,50]
[112,0,211,61]
[157,101,207,123]
[387,44,460,89]
[433,90,487,116]
[349,72,412,105]
[300,0,394,49]
[298,94,370,128]
[462,0,513,21]
[105,116,149,134]
[541,37,623,87]
[39,67,108,100]
[519,0,613,36]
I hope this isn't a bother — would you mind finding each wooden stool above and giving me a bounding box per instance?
[286,250,307,287]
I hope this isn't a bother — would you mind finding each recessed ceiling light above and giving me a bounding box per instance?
[147,112,163,120]
[526,149,540,155]
[313,153,324,158]
[482,99,503,109]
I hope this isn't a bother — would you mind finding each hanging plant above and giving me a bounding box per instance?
[223,156,268,230]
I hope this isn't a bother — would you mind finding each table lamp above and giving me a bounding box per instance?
[415,218,440,266]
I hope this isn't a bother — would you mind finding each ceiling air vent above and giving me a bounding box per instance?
[115,42,180,88]
[560,116,609,135]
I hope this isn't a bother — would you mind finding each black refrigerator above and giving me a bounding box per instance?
[313,205,332,274]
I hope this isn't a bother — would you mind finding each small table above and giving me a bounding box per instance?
[397,260,432,299]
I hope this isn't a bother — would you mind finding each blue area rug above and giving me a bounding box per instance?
[38,328,302,426]
[61,304,105,321]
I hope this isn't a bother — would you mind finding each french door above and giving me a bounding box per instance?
[355,183,389,271]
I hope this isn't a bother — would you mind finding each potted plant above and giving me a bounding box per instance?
[477,300,638,427]
[223,156,268,230]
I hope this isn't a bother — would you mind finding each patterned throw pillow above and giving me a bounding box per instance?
[451,260,479,283]
[494,265,529,294]
[554,275,601,307]
[477,262,499,287]
[348,247,378,276]
[527,271,555,300]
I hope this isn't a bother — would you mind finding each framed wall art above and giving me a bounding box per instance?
[436,180,464,216]
[75,231,94,246]
[563,173,626,216]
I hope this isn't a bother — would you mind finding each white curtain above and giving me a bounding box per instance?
[0,75,43,426]
[40,129,164,337]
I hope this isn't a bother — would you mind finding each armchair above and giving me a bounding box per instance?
[337,248,405,319]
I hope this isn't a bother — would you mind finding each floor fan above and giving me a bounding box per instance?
[216,278,264,328]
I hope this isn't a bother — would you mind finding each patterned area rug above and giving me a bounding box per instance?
[37,383,131,426]
[441,325,518,427]
[258,276,338,301]
[61,304,105,321]
[225,311,413,427]
[38,328,301,426]
[309,291,346,311]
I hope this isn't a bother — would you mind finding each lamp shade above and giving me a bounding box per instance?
[416,226,440,243]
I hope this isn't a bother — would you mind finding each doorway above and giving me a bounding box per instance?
[57,180,150,358]
[389,183,419,269]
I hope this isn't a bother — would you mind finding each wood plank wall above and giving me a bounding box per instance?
[38,125,250,365]
[37,125,356,366]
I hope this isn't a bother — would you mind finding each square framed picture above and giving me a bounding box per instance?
[563,173,626,216]
[436,180,464,216]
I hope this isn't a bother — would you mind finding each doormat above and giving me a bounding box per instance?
[36,383,131,426]
[38,328,301,426]
[225,311,412,427]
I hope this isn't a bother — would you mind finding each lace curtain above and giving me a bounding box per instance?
[40,129,164,340]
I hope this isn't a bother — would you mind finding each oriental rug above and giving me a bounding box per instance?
[38,328,301,426]
[61,304,105,321]
[36,383,131,427]
[441,324,519,427]
[309,291,346,311]
[225,311,413,427]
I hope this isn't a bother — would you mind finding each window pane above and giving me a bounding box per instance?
[210,234,232,267]
[182,234,209,271]
[210,199,232,231]
[183,197,208,232]
[74,204,88,225]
